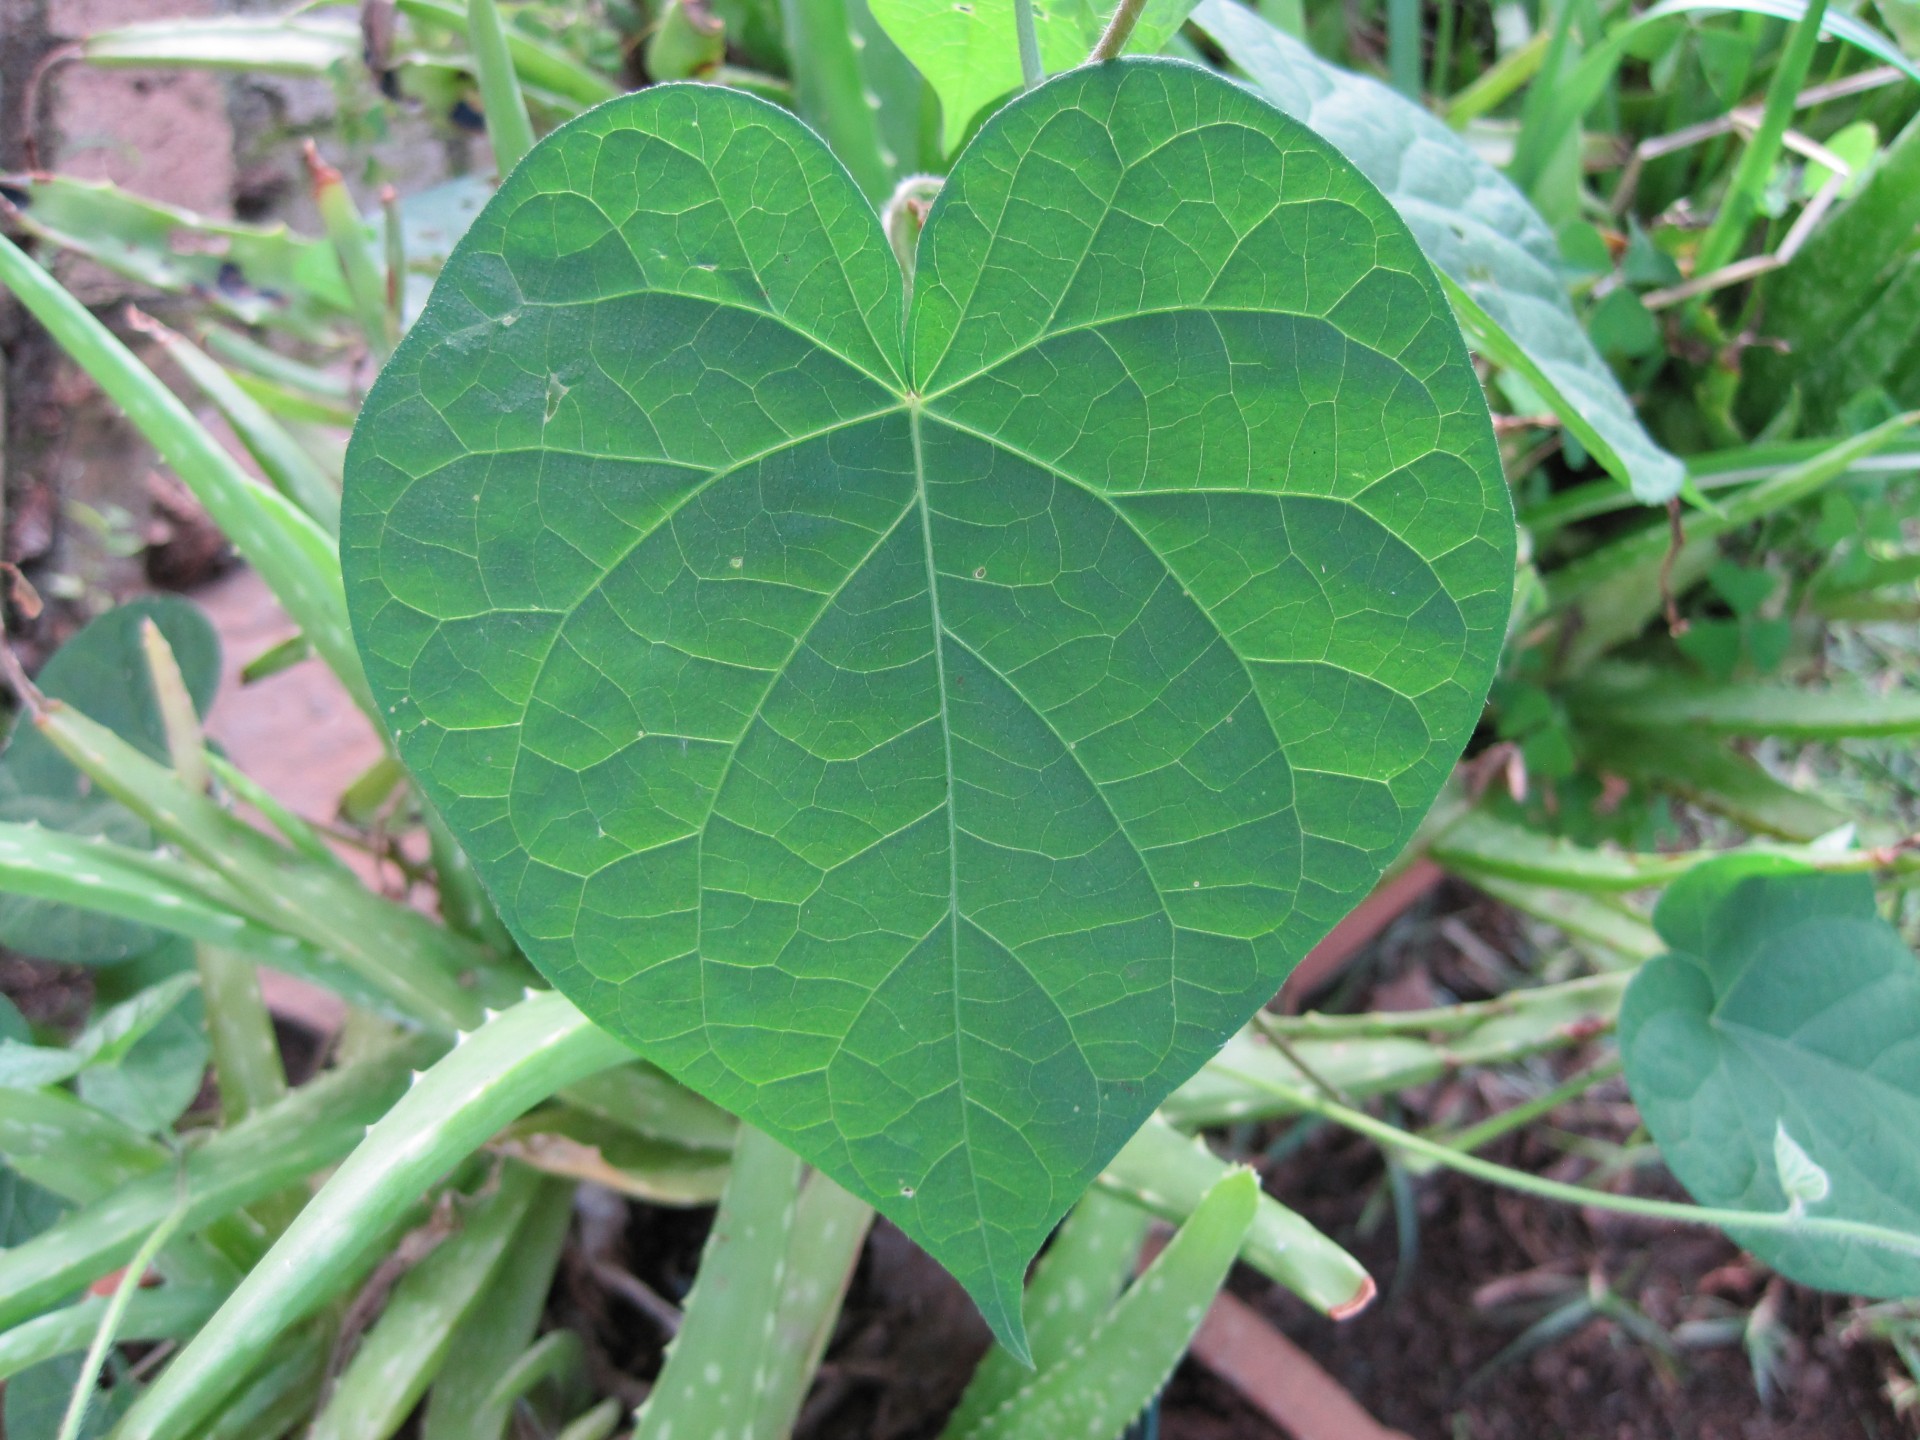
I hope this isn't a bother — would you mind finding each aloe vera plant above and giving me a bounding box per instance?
[2,0,1920,1433]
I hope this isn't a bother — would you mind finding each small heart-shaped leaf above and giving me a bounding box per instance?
[1621,855,1920,1296]
[343,61,1513,1347]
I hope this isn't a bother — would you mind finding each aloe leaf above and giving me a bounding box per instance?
[1099,1114,1372,1315]
[783,0,936,197]
[0,824,319,969]
[307,1165,557,1440]
[1584,727,1854,840]
[0,1085,168,1200]
[0,235,370,717]
[30,701,502,1031]
[420,1174,576,1440]
[115,993,629,1440]
[955,1167,1258,1439]
[865,0,1198,151]
[944,1190,1151,1435]
[1745,111,1920,425]
[131,315,342,535]
[635,1125,805,1430]
[495,1102,732,1205]
[467,0,538,174]
[1547,413,1916,660]
[0,598,218,966]
[76,16,361,72]
[557,1061,738,1151]
[1468,876,1663,964]
[1573,662,1920,738]
[342,64,1512,1348]
[1192,0,1685,503]
[0,1288,225,1385]
[0,1036,432,1332]
[0,176,351,340]
[394,0,621,108]
[751,1170,875,1438]
[1621,858,1920,1294]
[200,1328,330,1440]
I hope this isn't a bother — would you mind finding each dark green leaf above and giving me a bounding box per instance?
[343,66,1512,1346]
[0,598,220,965]
[1621,858,1920,1295]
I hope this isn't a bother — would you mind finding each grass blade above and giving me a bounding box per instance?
[1693,0,1831,276]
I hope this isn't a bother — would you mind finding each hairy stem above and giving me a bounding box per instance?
[1089,0,1149,61]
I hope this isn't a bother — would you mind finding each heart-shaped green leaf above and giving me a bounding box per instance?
[1621,856,1920,1295]
[343,61,1512,1348]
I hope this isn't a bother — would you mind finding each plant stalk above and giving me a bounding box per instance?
[1015,0,1045,86]
[1256,1073,1920,1261]
[1089,0,1149,61]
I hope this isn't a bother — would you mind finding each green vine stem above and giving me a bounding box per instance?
[1013,0,1044,88]
[1249,1072,1920,1262]
[114,993,630,1440]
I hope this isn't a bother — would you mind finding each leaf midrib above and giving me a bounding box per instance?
[906,397,996,1300]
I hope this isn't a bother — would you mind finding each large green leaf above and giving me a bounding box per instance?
[342,64,1513,1348]
[1621,856,1920,1295]
[1192,0,1685,504]
[0,597,220,964]
[866,0,1199,152]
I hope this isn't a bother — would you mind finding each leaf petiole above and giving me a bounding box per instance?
[1013,0,1044,86]
[1089,0,1150,60]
